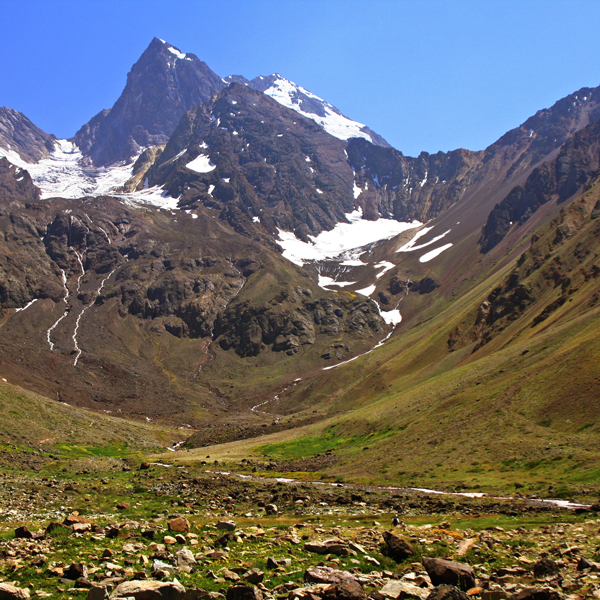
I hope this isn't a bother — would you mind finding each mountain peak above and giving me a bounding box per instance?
[74,38,226,166]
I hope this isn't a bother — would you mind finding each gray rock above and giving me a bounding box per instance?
[426,586,470,600]
[382,531,415,562]
[216,519,236,531]
[225,586,263,600]
[109,580,186,600]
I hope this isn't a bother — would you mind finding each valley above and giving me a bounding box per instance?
[1,35,600,599]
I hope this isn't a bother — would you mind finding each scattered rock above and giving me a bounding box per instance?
[216,519,236,531]
[507,589,561,600]
[64,562,88,581]
[305,538,350,556]
[265,504,278,515]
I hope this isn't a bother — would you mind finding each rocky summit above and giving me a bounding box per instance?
[0,35,600,600]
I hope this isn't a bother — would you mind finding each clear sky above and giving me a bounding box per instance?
[3,0,600,157]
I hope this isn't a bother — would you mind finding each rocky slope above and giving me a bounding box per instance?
[0,155,385,423]
[0,107,56,163]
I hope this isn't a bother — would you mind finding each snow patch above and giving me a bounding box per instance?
[356,284,376,296]
[318,275,356,290]
[374,261,394,279]
[186,154,216,173]
[419,243,453,263]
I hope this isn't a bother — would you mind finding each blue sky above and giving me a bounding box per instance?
[3,0,600,156]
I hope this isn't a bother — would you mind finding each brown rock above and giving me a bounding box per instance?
[305,567,366,600]
[168,517,191,533]
[305,538,349,556]
[244,568,265,584]
[532,558,560,580]
[425,586,470,600]
[422,557,476,592]
[265,504,278,515]
[86,586,109,600]
[64,562,88,581]
[109,580,186,599]
[216,519,236,531]
[382,531,415,562]
[14,526,33,539]
[226,586,263,600]
[0,583,31,600]
[64,514,93,526]
[507,589,561,600]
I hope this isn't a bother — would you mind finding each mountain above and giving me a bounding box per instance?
[225,73,390,147]
[74,38,226,166]
[0,107,56,163]
[0,155,385,425]
[1,39,600,483]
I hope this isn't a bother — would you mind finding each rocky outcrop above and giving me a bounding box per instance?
[480,116,600,252]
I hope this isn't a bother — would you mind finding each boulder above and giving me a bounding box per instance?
[86,587,109,600]
[265,504,278,515]
[216,519,236,531]
[422,558,476,592]
[305,566,366,600]
[175,547,197,567]
[109,580,186,600]
[425,586,470,600]
[379,580,429,599]
[507,589,561,600]
[168,517,191,533]
[382,531,415,562]
[0,583,30,600]
[64,562,88,581]
[243,568,265,584]
[533,558,560,580]
[305,538,349,556]
[226,586,263,600]
[14,526,33,539]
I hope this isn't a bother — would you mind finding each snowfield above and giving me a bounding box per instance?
[277,209,421,267]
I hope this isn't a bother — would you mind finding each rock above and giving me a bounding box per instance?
[164,535,178,545]
[109,580,186,599]
[305,538,350,556]
[176,547,197,567]
[226,586,263,600]
[142,528,157,540]
[222,569,241,581]
[507,589,561,600]
[168,517,191,533]
[533,558,560,580]
[183,591,211,600]
[425,586,470,600]
[64,514,93,526]
[46,522,71,535]
[382,531,415,562]
[244,568,265,584]
[72,522,92,533]
[64,562,88,581]
[0,583,30,600]
[305,566,366,600]
[116,502,130,510]
[379,580,429,599]
[86,587,109,600]
[14,526,33,539]
[422,558,476,592]
[216,519,236,531]
[265,504,278,515]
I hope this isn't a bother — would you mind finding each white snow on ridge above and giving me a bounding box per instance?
[0,140,136,200]
[262,75,376,144]
[356,284,376,296]
[277,209,421,267]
